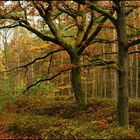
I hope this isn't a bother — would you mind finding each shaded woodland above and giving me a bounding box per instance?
[0,0,140,139]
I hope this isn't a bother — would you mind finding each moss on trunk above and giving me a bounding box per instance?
[70,53,87,110]
[116,1,129,127]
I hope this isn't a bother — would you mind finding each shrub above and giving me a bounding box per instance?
[7,115,47,137]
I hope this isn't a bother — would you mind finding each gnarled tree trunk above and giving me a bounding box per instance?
[70,53,87,110]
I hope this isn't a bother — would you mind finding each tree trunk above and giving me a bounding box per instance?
[112,29,117,99]
[70,53,87,110]
[116,1,129,127]
[134,13,139,98]
[117,47,129,127]
[135,45,139,98]
[129,52,134,97]
[103,46,107,97]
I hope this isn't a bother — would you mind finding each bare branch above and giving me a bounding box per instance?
[62,35,76,40]
[81,9,94,43]
[78,9,115,55]
[57,7,76,18]
[65,24,76,31]
[6,48,65,73]
[127,39,140,48]
[19,22,61,44]
[82,59,119,71]
[125,7,139,16]
[33,2,73,54]
[0,24,20,29]
[52,11,63,20]
[82,50,140,58]
[91,38,117,44]
[23,67,71,93]
[127,30,140,39]
[129,50,140,54]
[127,24,139,30]
[88,2,116,25]
[18,1,26,19]
[33,2,59,39]
[78,16,108,55]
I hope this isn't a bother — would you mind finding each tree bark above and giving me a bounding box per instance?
[70,53,87,110]
[112,29,117,99]
[135,14,139,98]
[116,1,129,127]
[135,45,139,98]
[117,46,129,127]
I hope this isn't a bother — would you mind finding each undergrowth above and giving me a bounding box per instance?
[0,95,139,139]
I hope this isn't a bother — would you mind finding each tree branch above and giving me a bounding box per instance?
[92,38,117,44]
[82,50,140,58]
[78,16,108,55]
[23,67,71,93]
[127,30,140,39]
[57,7,76,18]
[78,9,115,55]
[0,11,60,45]
[125,7,138,16]
[19,22,61,44]
[127,39,140,48]
[33,2,73,54]
[82,59,119,71]
[0,24,20,29]
[65,24,76,31]
[6,48,64,72]
[129,50,140,54]
[81,9,94,43]
[88,2,116,25]
[33,2,59,40]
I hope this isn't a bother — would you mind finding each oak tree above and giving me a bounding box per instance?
[0,1,112,110]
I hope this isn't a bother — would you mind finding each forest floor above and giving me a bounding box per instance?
[0,95,139,139]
